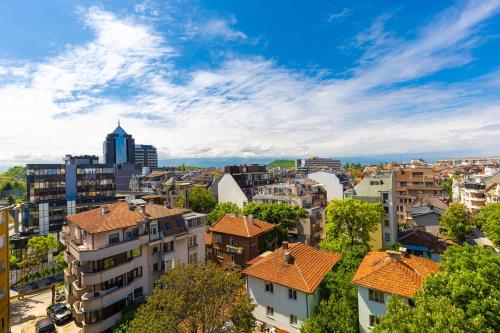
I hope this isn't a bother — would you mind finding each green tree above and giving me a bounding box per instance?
[126,263,255,333]
[324,198,384,246]
[187,187,217,213]
[301,241,369,333]
[373,244,499,332]
[174,196,186,208]
[439,203,473,243]
[7,195,15,205]
[475,203,500,246]
[241,203,307,244]
[207,202,241,226]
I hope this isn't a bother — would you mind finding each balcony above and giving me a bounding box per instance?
[82,311,122,333]
[72,280,88,299]
[64,250,74,264]
[81,257,141,286]
[72,301,83,324]
[81,280,138,311]
[68,234,149,262]
[226,245,243,254]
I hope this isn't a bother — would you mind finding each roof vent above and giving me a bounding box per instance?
[284,250,294,265]
[282,241,289,250]
[248,214,254,224]
[128,203,135,211]
[101,207,109,215]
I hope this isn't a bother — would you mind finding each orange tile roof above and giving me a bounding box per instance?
[67,201,188,234]
[205,229,213,246]
[211,214,275,238]
[243,243,341,293]
[352,251,440,299]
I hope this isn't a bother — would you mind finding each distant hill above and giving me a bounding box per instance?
[267,159,295,169]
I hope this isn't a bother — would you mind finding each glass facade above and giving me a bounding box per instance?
[115,136,127,164]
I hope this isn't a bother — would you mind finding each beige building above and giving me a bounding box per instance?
[61,201,206,333]
[394,168,447,222]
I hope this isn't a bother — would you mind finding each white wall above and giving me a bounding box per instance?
[217,174,248,208]
[307,172,343,202]
[357,287,409,333]
[247,276,320,332]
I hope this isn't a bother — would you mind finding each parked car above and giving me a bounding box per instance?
[46,303,72,325]
[35,317,56,333]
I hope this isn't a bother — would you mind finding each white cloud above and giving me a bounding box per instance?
[0,0,499,165]
[327,8,350,22]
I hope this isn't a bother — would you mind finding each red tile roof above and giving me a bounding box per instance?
[243,243,341,293]
[67,201,188,234]
[352,251,440,298]
[211,214,275,238]
[398,229,455,254]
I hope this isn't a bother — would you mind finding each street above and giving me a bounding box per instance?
[10,288,80,333]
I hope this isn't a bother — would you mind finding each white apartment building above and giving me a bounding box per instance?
[352,251,440,332]
[307,171,344,202]
[61,201,206,333]
[243,242,341,332]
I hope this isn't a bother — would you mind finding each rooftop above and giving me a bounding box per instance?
[352,251,440,299]
[66,201,189,234]
[211,214,275,238]
[398,229,455,254]
[243,242,341,294]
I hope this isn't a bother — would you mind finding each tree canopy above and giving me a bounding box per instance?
[125,263,255,333]
[187,186,217,213]
[207,202,241,226]
[439,203,473,243]
[301,240,369,333]
[475,203,500,246]
[324,198,384,246]
[373,244,500,333]
[267,159,295,169]
[241,203,307,244]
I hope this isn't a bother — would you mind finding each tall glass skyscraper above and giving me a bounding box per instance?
[103,122,136,165]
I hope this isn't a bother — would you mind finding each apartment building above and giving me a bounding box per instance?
[458,182,486,214]
[22,155,116,235]
[0,208,9,333]
[252,180,327,245]
[485,173,500,204]
[243,242,341,332]
[394,168,447,222]
[295,157,342,173]
[352,251,440,332]
[61,201,206,333]
[218,164,279,208]
[205,214,274,270]
[134,144,158,169]
[307,171,344,201]
[345,173,397,249]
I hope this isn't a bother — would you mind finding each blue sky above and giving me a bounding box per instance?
[0,0,499,164]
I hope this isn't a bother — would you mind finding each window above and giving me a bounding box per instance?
[216,249,224,258]
[188,236,197,248]
[133,287,143,299]
[384,220,390,227]
[384,233,391,242]
[290,314,298,326]
[288,288,297,300]
[108,233,119,245]
[164,241,174,253]
[151,225,157,235]
[152,246,159,254]
[189,252,198,264]
[214,233,223,243]
[229,237,235,246]
[265,282,273,293]
[266,306,274,318]
[153,263,159,272]
[369,315,380,327]
[382,193,389,201]
[408,298,415,307]
[383,206,389,214]
[165,259,175,271]
[369,289,385,303]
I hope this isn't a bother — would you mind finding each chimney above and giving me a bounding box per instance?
[282,241,289,250]
[127,202,135,211]
[386,250,401,260]
[101,206,109,215]
[248,214,254,224]
[284,250,293,265]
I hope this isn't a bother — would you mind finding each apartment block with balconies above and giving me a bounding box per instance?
[61,201,206,333]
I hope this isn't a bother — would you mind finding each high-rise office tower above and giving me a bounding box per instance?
[134,144,158,169]
[103,122,135,165]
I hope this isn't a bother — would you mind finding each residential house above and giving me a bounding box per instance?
[205,214,275,270]
[243,242,341,332]
[61,201,206,333]
[398,229,454,262]
[406,204,445,237]
[352,251,440,332]
[345,173,397,249]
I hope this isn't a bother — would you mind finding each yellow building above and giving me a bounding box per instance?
[0,208,9,333]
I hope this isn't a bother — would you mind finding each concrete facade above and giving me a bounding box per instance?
[217,174,248,208]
